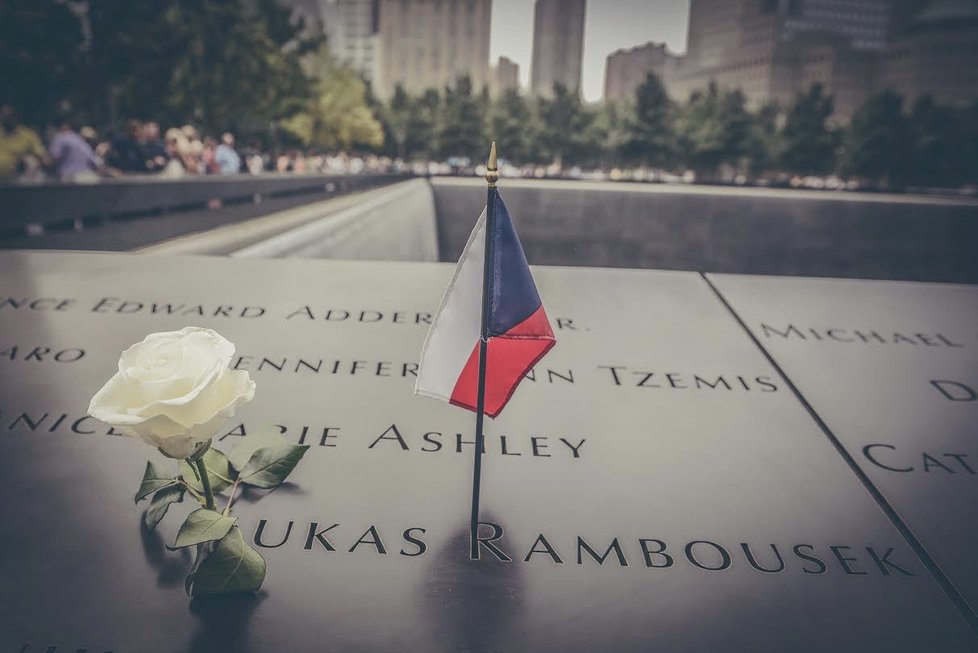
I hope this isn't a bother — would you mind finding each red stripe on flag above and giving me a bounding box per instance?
[449,305,555,417]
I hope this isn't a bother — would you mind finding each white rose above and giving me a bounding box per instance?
[89,327,256,459]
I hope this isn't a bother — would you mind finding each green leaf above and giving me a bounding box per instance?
[173,508,236,549]
[135,461,178,503]
[227,429,291,472]
[144,484,184,531]
[185,541,217,596]
[179,448,234,494]
[237,442,310,489]
[190,526,266,596]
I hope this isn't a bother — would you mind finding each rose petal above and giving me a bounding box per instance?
[186,394,251,442]
[157,369,255,430]
[185,372,255,443]
[160,437,196,459]
[89,372,148,426]
[122,413,194,458]
[176,328,234,382]
[91,327,253,458]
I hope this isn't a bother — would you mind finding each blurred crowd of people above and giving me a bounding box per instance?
[0,105,397,183]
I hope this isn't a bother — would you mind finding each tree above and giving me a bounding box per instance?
[407,89,442,160]
[162,0,314,134]
[905,96,964,188]
[254,0,324,55]
[0,0,85,126]
[958,101,978,187]
[843,90,910,188]
[437,77,485,161]
[746,102,781,177]
[620,73,675,170]
[282,49,383,151]
[82,1,169,124]
[779,84,838,175]
[675,82,754,179]
[7,0,317,133]
[382,85,412,158]
[488,88,535,164]
[595,101,631,169]
[535,83,597,168]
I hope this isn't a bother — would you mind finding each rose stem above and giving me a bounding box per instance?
[180,480,205,504]
[193,458,216,511]
[223,478,241,517]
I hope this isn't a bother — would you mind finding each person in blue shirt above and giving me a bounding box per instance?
[49,118,99,182]
[215,132,241,175]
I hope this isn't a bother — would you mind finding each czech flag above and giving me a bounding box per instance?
[415,192,555,417]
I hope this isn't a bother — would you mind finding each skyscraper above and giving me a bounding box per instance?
[782,0,892,50]
[665,0,931,120]
[530,0,586,97]
[320,0,381,85]
[879,0,978,108]
[491,56,521,97]
[604,42,678,103]
[375,0,492,99]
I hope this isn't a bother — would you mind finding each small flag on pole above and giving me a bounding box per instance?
[415,176,555,417]
[417,142,553,559]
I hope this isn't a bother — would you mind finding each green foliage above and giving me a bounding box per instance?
[254,0,324,54]
[282,47,384,151]
[5,1,973,188]
[675,82,754,179]
[620,73,676,169]
[231,432,310,489]
[371,76,971,189]
[746,102,781,176]
[133,426,308,597]
[189,527,266,596]
[592,102,629,169]
[536,84,599,168]
[958,102,978,187]
[780,84,838,176]
[226,431,279,469]
[186,542,216,595]
[843,89,910,187]
[145,485,184,531]
[4,0,314,133]
[489,89,536,164]
[135,461,178,503]
[179,448,234,494]
[905,96,966,188]
[173,509,236,548]
[164,0,313,133]
[0,0,85,126]
[409,90,444,160]
[437,77,487,161]
[382,86,413,158]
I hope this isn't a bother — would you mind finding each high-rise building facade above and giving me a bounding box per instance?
[604,42,678,103]
[530,0,586,97]
[878,0,978,108]
[665,0,783,109]
[491,56,521,96]
[375,0,492,99]
[320,0,381,85]
[783,0,892,50]
[662,0,959,120]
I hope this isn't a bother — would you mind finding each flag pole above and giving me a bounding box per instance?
[470,141,498,560]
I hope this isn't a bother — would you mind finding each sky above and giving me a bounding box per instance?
[489,0,691,103]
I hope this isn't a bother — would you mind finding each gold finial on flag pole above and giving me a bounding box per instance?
[486,141,498,188]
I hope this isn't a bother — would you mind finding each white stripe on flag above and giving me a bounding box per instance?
[415,207,487,402]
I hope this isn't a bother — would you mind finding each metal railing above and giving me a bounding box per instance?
[0,173,413,237]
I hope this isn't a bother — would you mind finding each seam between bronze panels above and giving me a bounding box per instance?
[699,271,978,637]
